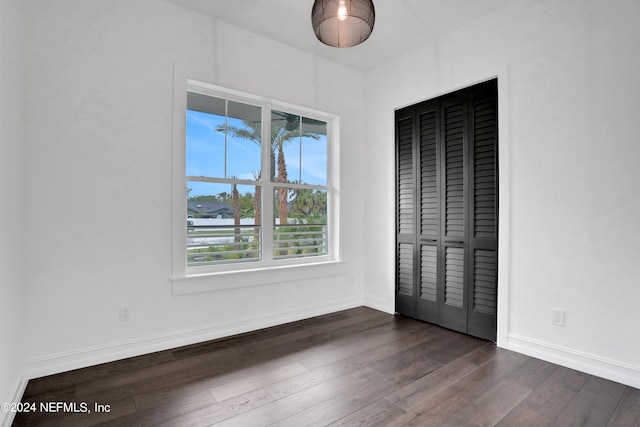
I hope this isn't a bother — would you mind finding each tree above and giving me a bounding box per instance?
[217,192,230,203]
[252,171,261,238]
[239,192,255,217]
[188,194,223,202]
[275,134,289,227]
[215,117,319,227]
[290,188,327,218]
[230,178,240,244]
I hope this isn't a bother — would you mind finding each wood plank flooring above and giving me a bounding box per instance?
[13,307,640,426]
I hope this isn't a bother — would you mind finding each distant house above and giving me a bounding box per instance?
[187,201,234,218]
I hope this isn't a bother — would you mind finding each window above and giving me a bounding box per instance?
[183,81,335,274]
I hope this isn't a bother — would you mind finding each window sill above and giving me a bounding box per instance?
[171,260,348,296]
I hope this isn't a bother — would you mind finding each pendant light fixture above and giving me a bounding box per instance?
[311,0,375,48]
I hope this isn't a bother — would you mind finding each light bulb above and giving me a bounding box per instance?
[337,0,348,21]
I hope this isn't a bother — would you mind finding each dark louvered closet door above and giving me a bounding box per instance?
[395,79,498,342]
[438,97,468,333]
[396,112,417,317]
[466,89,498,340]
[415,103,439,325]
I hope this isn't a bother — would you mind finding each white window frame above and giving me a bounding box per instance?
[171,79,341,287]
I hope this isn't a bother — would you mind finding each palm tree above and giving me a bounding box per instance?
[230,178,241,245]
[216,118,319,227]
[252,171,261,239]
[290,188,327,217]
[275,134,289,228]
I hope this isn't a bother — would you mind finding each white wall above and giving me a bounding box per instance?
[22,0,366,377]
[0,0,27,425]
[364,0,640,387]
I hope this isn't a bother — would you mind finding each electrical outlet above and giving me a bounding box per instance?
[119,305,131,321]
[552,309,565,327]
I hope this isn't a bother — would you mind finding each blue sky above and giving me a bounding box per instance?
[186,110,327,197]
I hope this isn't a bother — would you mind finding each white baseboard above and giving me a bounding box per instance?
[26,296,363,380]
[364,296,394,314]
[1,366,28,427]
[505,333,640,389]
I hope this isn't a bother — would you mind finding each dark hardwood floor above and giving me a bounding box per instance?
[14,307,640,426]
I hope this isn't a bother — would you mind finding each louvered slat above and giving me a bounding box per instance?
[398,118,414,234]
[473,97,496,238]
[445,104,464,237]
[445,246,464,307]
[398,243,414,296]
[473,249,496,314]
[420,111,438,236]
[420,245,437,301]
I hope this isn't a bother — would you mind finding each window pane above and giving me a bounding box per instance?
[187,181,261,267]
[186,109,225,178]
[271,110,300,183]
[273,187,328,260]
[301,117,327,186]
[187,94,262,180]
[270,111,327,186]
[226,101,262,180]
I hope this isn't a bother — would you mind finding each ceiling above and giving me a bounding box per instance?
[167,0,519,72]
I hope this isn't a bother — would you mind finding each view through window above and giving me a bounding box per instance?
[186,89,330,269]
